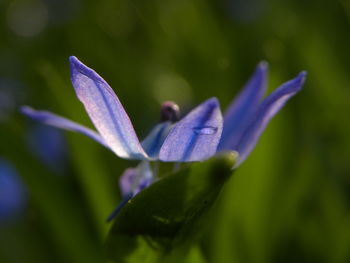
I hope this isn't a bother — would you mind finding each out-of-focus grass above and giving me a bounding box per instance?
[0,0,349,262]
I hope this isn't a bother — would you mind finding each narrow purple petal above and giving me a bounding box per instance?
[21,106,110,149]
[218,62,268,150]
[69,56,148,160]
[159,98,223,162]
[106,193,133,222]
[234,72,306,166]
[141,122,173,159]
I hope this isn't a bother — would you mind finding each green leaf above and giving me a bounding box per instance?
[105,152,237,263]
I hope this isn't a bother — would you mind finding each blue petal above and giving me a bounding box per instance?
[26,125,68,174]
[106,193,133,222]
[21,106,110,149]
[69,56,148,160]
[218,62,268,150]
[119,161,153,197]
[141,122,173,159]
[107,161,153,222]
[119,168,138,197]
[234,72,307,166]
[159,98,223,162]
[0,159,26,222]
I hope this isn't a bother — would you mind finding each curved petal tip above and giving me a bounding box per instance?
[207,97,220,107]
[297,71,307,83]
[68,55,78,63]
[257,61,268,71]
[69,56,82,73]
[20,105,33,115]
[288,71,307,93]
[69,56,105,85]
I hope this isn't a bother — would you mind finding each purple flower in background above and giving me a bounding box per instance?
[0,159,27,223]
[26,125,68,174]
[21,56,306,220]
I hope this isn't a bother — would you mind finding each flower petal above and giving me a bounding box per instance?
[218,62,268,150]
[141,122,173,159]
[119,168,138,197]
[21,106,109,149]
[69,56,148,160]
[234,72,307,166]
[107,161,153,222]
[119,161,153,197]
[159,98,223,162]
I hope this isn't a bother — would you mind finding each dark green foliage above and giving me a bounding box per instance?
[105,153,236,263]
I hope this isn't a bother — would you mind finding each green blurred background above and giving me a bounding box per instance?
[1,0,350,262]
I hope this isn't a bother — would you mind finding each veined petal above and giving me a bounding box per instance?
[219,62,268,150]
[234,72,306,166]
[159,98,223,162]
[69,56,148,160]
[21,106,109,149]
[141,122,173,159]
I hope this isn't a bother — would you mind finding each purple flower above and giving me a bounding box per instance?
[21,56,306,220]
[107,161,153,221]
[0,159,27,223]
[26,125,68,174]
